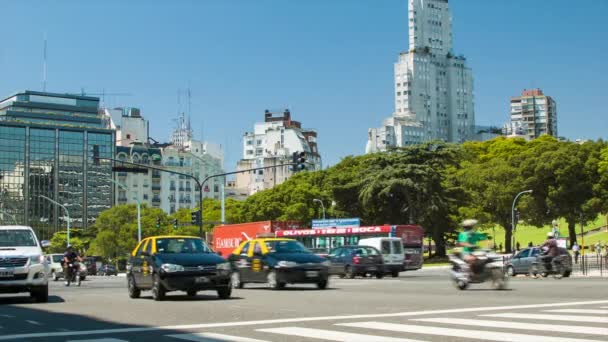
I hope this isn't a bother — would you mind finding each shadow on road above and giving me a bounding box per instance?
[0,295,65,305]
[138,294,244,301]
[0,299,238,342]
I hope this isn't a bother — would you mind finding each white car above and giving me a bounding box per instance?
[46,254,65,281]
[0,225,50,302]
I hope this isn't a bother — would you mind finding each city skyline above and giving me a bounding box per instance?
[1,0,606,169]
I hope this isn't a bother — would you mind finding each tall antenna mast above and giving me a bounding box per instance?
[43,32,47,92]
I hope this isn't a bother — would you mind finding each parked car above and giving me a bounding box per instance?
[84,257,97,276]
[98,264,118,276]
[505,247,572,277]
[46,254,65,281]
[0,225,50,302]
[326,245,384,279]
[358,237,404,277]
[126,235,232,301]
[228,238,330,290]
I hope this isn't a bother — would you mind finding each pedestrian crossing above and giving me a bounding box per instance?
[162,304,608,342]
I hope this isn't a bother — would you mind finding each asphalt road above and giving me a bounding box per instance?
[1,268,607,342]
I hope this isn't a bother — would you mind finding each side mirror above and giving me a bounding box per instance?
[40,240,51,248]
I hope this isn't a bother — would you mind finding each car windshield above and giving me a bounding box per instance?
[0,229,37,247]
[265,240,310,254]
[52,255,63,263]
[155,238,212,254]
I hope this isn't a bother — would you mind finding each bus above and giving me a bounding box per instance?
[275,225,424,271]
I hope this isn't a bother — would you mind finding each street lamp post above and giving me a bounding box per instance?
[313,199,325,220]
[511,189,533,252]
[107,178,141,242]
[39,195,70,245]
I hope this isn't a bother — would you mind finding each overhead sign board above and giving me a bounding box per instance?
[312,218,360,229]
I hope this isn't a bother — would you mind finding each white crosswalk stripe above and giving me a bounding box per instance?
[337,321,601,342]
[483,313,608,323]
[167,332,269,342]
[545,309,608,314]
[67,339,129,342]
[413,317,608,336]
[257,327,423,342]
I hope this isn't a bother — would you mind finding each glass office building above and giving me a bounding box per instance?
[0,91,115,239]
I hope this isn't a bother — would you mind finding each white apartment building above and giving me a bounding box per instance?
[235,109,321,195]
[111,108,224,214]
[367,0,475,153]
[503,88,557,140]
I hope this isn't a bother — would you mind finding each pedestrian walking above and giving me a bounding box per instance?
[572,242,580,264]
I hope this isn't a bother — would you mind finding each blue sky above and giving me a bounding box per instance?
[1,0,606,168]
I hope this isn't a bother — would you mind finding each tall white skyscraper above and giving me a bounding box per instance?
[367,0,475,153]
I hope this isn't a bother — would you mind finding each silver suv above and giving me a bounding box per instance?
[0,226,50,302]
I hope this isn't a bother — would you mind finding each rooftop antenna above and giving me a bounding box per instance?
[43,32,47,92]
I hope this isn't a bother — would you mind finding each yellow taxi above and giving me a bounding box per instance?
[126,235,231,301]
[227,237,330,290]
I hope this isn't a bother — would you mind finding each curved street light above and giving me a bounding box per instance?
[313,199,326,220]
[512,189,533,251]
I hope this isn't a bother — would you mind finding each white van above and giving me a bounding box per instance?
[358,237,404,277]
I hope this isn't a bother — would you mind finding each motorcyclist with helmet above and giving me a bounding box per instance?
[541,231,558,271]
[63,245,83,285]
[456,219,488,274]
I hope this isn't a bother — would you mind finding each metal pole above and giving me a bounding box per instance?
[511,190,532,252]
[313,199,325,220]
[221,178,225,223]
[39,195,70,245]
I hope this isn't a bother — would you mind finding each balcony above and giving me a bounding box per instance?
[118,197,128,202]
[152,198,161,204]
[117,172,127,177]
[152,170,161,179]
[152,185,161,191]
[169,186,176,191]
[179,187,185,191]
[185,187,192,192]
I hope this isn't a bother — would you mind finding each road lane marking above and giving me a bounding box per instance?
[0,315,15,318]
[67,339,129,342]
[258,327,422,342]
[338,322,599,342]
[545,309,608,314]
[168,332,269,342]
[483,313,608,323]
[1,300,608,340]
[413,317,608,336]
[25,320,42,326]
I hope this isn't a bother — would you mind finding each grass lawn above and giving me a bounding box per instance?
[480,215,607,249]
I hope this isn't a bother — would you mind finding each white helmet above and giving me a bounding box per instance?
[547,232,554,238]
[462,219,478,228]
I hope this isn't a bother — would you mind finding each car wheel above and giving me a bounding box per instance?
[455,279,468,290]
[217,286,232,299]
[80,275,86,282]
[345,266,355,279]
[492,269,508,290]
[152,274,166,301]
[506,266,515,277]
[375,272,384,279]
[231,271,244,289]
[30,285,49,303]
[317,278,329,290]
[267,270,284,290]
[127,275,141,299]
[391,270,400,278]
[187,290,197,297]
[563,270,571,278]
[51,270,58,281]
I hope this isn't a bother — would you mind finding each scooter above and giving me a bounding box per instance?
[449,250,508,290]
[64,262,81,287]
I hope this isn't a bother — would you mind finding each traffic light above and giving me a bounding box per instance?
[173,218,178,229]
[191,210,201,225]
[155,217,160,229]
[291,151,307,172]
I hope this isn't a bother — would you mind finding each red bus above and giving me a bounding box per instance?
[274,225,424,271]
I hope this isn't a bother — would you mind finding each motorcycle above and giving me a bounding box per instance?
[529,254,569,279]
[64,261,82,287]
[449,250,508,290]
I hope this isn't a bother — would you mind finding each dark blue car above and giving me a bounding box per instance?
[326,245,384,279]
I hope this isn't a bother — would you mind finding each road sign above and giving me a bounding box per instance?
[312,218,360,229]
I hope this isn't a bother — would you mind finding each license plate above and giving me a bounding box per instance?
[195,276,209,283]
[306,271,319,277]
[0,269,14,277]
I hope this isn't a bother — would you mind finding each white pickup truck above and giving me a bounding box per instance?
[0,225,50,302]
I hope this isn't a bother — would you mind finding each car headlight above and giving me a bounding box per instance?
[321,260,331,267]
[277,261,298,268]
[161,263,184,273]
[29,255,45,265]
[217,262,231,271]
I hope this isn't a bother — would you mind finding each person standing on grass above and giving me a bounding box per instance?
[595,241,602,256]
[572,242,580,264]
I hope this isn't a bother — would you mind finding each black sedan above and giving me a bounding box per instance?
[126,235,232,301]
[326,245,384,279]
[98,264,118,276]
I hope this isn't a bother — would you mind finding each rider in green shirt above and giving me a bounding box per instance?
[457,219,488,272]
